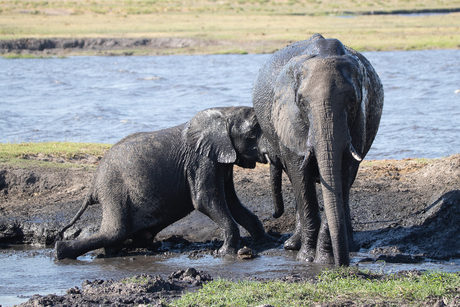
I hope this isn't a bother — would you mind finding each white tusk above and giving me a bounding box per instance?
[299,150,312,171]
[348,143,363,162]
[264,153,271,165]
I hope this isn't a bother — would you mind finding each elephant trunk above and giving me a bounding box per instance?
[311,100,350,266]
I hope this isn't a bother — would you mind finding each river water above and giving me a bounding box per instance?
[2,246,460,306]
[1,50,460,305]
[1,50,460,160]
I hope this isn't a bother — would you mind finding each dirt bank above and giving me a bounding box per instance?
[1,154,460,306]
[0,37,283,56]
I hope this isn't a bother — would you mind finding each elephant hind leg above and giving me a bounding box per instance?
[55,199,131,260]
[55,228,129,260]
[283,211,301,250]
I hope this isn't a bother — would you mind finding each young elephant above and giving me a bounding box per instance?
[55,106,271,260]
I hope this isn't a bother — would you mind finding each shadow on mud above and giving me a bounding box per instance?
[355,190,460,262]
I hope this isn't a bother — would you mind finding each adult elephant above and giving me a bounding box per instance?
[253,34,384,266]
[55,106,272,260]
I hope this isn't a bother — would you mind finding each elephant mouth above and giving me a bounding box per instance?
[236,157,257,169]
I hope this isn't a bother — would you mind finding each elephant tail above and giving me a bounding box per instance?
[56,193,96,241]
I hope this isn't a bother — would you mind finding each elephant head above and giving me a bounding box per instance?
[183,106,269,169]
[253,34,383,266]
[184,106,285,218]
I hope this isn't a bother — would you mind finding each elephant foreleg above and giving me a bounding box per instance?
[315,219,334,264]
[224,170,269,243]
[188,165,240,254]
[286,156,321,262]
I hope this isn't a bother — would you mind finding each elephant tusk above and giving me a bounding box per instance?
[348,143,363,162]
[264,153,272,165]
[299,150,312,171]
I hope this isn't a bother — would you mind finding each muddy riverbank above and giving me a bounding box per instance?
[1,154,460,259]
[1,154,460,305]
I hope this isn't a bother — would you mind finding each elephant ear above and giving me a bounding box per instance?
[272,57,310,156]
[347,47,384,157]
[183,108,237,164]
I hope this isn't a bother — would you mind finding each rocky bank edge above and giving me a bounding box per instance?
[0,154,460,305]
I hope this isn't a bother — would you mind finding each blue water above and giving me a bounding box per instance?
[1,50,459,159]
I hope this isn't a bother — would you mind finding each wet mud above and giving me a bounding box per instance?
[18,267,212,307]
[1,154,460,306]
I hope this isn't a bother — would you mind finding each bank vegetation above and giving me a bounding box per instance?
[1,0,459,52]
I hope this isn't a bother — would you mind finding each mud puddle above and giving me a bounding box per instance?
[2,246,460,306]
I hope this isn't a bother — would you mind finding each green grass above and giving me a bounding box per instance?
[2,53,53,59]
[0,141,111,168]
[171,267,460,306]
[2,54,67,59]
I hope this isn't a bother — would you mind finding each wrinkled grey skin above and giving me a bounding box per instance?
[252,34,384,266]
[55,106,271,260]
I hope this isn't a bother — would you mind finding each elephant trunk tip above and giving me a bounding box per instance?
[272,207,284,219]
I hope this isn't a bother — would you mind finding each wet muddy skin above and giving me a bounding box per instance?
[0,154,460,305]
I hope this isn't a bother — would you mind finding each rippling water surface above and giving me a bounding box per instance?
[1,50,459,159]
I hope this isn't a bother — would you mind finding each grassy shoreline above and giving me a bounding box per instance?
[0,141,111,168]
[170,267,460,306]
[1,1,460,53]
[0,141,436,169]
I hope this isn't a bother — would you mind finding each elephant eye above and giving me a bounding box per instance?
[246,131,256,139]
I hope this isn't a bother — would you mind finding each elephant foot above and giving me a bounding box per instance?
[284,233,301,250]
[218,244,238,255]
[296,246,315,262]
[314,248,335,265]
[314,221,335,264]
[54,241,78,260]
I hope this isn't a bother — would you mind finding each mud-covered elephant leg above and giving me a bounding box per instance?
[188,164,240,254]
[285,154,321,262]
[55,196,130,259]
[283,210,302,250]
[224,168,270,243]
